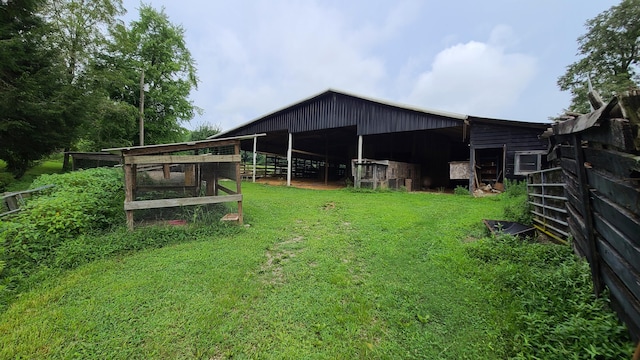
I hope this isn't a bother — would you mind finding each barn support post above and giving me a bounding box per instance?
[287,132,293,186]
[469,145,475,191]
[252,135,257,183]
[235,141,243,224]
[356,135,363,188]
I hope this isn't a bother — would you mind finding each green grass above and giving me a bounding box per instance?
[0,158,65,192]
[0,184,508,359]
[0,183,631,358]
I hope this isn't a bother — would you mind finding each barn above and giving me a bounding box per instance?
[215,89,549,191]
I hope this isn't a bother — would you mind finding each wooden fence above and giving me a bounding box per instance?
[549,91,640,339]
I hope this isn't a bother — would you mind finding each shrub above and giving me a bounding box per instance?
[466,235,633,359]
[503,179,527,198]
[501,179,532,225]
[0,168,124,296]
[0,172,14,193]
[454,185,470,195]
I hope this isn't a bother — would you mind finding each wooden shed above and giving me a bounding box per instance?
[468,117,549,190]
[104,135,263,229]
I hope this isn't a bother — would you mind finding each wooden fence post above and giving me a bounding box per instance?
[572,133,604,295]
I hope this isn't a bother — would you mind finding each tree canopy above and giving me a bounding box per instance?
[93,4,199,148]
[0,1,201,177]
[558,0,640,113]
[0,0,84,177]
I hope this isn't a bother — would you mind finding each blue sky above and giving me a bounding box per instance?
[121,0,619,131]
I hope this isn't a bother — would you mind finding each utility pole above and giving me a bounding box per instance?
[139,69,145,146]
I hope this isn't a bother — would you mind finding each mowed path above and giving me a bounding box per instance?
[0,183,507,359]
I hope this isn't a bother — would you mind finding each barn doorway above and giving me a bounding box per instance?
[474,146,506,186]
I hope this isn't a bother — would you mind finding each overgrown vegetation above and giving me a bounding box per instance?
[454,185,470,195]
[502,179,532,225]
[466,234,633,359]
[0,168,124,305]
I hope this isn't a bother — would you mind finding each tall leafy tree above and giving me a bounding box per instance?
[94,4,198,147]
[558,0,640,113]
[0,0,83,177]
[42,0,125,168]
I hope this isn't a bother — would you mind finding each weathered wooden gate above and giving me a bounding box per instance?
[549,91,640,339]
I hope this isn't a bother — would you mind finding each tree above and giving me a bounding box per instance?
[558,0,640,113]
[93,4,199,147]
[188,123,221,141]
[42,0,125,168]
[0,0,84,177]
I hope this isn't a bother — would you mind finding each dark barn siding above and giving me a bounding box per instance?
[470,121,548,179]
[221,91,464,137]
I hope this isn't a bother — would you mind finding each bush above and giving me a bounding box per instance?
[454,185,470,195]
[466,235,633,359]
[501,179,532,225]
[0,168,124,298]
[0,172,14,193]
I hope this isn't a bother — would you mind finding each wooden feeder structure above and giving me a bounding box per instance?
[104,135,263,230]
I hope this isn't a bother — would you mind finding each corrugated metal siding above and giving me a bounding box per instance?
[224,92,463,137]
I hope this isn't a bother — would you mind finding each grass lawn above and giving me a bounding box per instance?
[0,159,65,192]
[0,184,544,358]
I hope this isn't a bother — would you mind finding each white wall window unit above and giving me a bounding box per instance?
[514,151,545,175]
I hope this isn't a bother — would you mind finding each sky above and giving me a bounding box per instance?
[121,0,619,131]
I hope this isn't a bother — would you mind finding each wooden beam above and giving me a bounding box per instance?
[124,164,135,230]
[235,141,243,224]
[573,134,604,295]
[124,194,242,211]
[287,133,293,187]
[124,154,240,165]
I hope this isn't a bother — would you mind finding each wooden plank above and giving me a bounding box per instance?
[573,133,603,294]
[591,190,640,246]
[601,265,640,341]
[184,164,196,186]
[216,184,237,195]
[124,154,241,165]
[598,238,640,303]
[586,168,640,214]
[561,157,578,177]
[593,212,640,274]
[124,164,135,230]
[569,218,587,258]
[136,185,197,192]
[567,203,586,236]
[69,153,122,162]
[124,194,243,210]
[558,144,576,160]
[583,147,640,178]
[234,141,243,224]
[582,118,636,151]
[554,96,618,135]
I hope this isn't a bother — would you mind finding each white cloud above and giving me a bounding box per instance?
[405,25,537,118]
